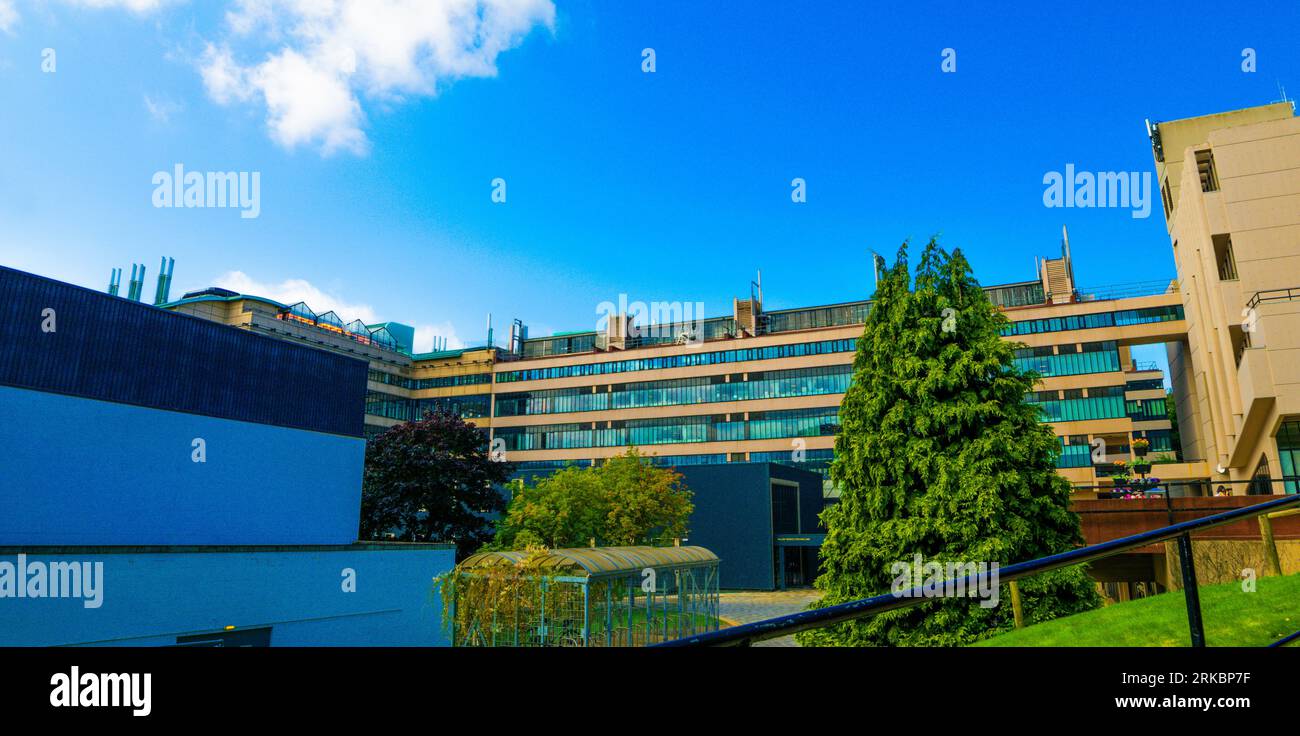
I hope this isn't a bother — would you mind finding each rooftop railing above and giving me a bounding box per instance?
[1075,280,1178,302]
[653,478,1300,648]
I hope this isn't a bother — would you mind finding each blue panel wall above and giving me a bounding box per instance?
[0,386,364,546]
[0,266,367,438]
[768,462,828,535]
[678,463,777,590]
[0,546,454,646]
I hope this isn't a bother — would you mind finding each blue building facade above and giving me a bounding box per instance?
[0,545,453,646]
[0,266,453,645]
[677,463,827,591]
[1,385,366,546]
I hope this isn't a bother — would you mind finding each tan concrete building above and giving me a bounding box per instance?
[158,244,1195,496]
[485,246,1197,496]
[1149,101,1300,494]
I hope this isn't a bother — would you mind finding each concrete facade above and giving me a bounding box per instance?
[161,247,1196,497]
[481,251,1191,496]
[1150,101,1300,493]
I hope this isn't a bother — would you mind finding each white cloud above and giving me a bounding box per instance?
[2,1,550,152]
[250,45,367,154]
[6,0,185,31]
[211,270,463,352]
[3,0,178,36]
[143,93,182,123]
[200,0,556,155]
[60,0,174,11]
[0,1,18,33]
[214,270,382,323]
[199,43,254,104]
[414,323,465,352]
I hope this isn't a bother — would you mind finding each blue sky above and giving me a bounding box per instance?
[1,0,1298,356]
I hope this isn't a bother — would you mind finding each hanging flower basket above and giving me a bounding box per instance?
[1133,438,1150,457]
[1131,460,1153,475]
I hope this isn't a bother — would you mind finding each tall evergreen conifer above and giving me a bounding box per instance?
[800,239,1100,646]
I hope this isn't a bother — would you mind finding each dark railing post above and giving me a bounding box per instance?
[658,487,1300,648]
[1176,532,1206,647]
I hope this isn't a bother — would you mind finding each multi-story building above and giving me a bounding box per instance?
[1149,101,1300,494]
[162,287,496,439]
[153,242,1199,497]
[488,246,1197,495]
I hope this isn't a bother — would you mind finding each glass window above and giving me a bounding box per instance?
[1276,421,1300,494]
[494,365,853,417]
[495,337,859,383]
[1027,385,1127,422]
[1012,341,1121,377]
[1000,306,1183,337]
[493,406,841,451]
[763,303,872,333]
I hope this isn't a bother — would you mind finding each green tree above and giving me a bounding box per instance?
[360,409,513,560]
[1166,390,1183,461]
[491,448,694,549]
[800,239,1100,647]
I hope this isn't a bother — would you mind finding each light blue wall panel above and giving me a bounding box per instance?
[0,547,453,646]
[0,385,364,546]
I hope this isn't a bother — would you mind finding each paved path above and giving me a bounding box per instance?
[718,590,821,647]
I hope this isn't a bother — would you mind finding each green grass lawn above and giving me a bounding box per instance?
[976,572,1300,647]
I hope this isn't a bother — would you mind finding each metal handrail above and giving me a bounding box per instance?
[1246,286,1300,311]
[654,490,1300,647]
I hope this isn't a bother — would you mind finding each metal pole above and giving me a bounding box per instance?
[583,581,590,647]
[1176,532,1206,647]
[1009,580,1025,629]
[1259,514,1283,577]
